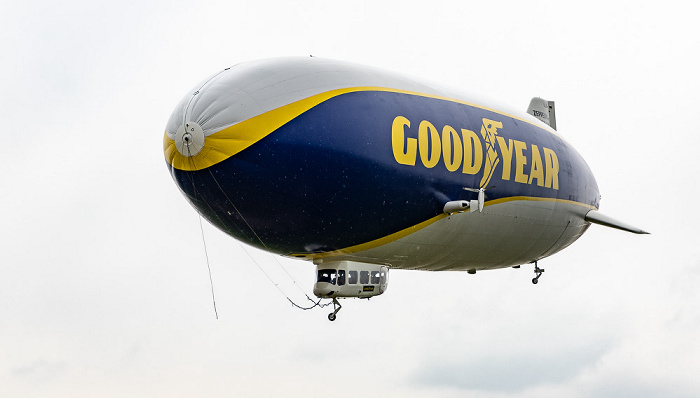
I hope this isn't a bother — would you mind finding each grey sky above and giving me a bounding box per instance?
[2,1,698,397]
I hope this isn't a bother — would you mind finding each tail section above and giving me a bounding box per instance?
[527,97,557,130]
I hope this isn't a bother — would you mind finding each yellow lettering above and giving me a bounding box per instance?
[479,119,502,188]
[528,144,545,186]
[442,125,462,172]
[391,116,416,165]
[496,136,513,180]
[513,140,528,184]
[391,116,559,190]
[481,119,502,141]
[461,129,482,174]
[419,120,441,168]
[543,147,559,190]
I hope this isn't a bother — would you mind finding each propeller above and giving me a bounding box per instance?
[462,186,495,213]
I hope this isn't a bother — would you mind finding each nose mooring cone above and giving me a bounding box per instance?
[175,121,205,156]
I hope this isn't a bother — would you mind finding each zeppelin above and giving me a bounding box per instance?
[163,57,647,320]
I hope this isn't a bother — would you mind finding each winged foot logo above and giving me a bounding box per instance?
[391,116,559,190]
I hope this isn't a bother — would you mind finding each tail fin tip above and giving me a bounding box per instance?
[527,97,557,130]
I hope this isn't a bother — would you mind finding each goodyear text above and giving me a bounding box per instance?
[391,116,559,189]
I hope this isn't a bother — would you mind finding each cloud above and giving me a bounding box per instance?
[10,360,67,386]
[413,334,611,393]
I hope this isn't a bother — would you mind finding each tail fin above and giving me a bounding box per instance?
[527,97,557,130]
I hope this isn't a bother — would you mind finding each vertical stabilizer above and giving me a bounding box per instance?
[527,97,557,130]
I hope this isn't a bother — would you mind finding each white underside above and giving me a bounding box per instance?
[322,200,591,272]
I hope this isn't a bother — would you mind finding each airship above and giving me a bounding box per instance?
[163,57,647,320]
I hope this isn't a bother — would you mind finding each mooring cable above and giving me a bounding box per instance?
[204,168,327,309]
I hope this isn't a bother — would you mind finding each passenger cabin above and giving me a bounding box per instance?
[313,261,389,298]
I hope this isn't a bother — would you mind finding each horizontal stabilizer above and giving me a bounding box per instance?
[585,210,649,234]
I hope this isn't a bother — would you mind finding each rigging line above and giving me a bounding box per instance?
[206,168,269,251]
[189,163,320,309]
[183,150,220,319]
[205,168,319,304]
[234,239,329,310]
[198,214,219,319]
[177,70,320,309]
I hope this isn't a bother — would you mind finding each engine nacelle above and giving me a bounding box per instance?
[313,261,389,299]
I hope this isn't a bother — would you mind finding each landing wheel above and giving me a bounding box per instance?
[532,261,544,284]
[327,297,341,322]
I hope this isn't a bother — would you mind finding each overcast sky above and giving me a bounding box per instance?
[2,1,699,397]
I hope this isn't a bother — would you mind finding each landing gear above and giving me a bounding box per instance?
[532,261,545,284]
[328,298,341,321]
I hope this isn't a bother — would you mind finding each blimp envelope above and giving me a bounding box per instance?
[162,56,643,271]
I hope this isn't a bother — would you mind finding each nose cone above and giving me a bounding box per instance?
[163,66,263,171]
[174,122,205,157]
